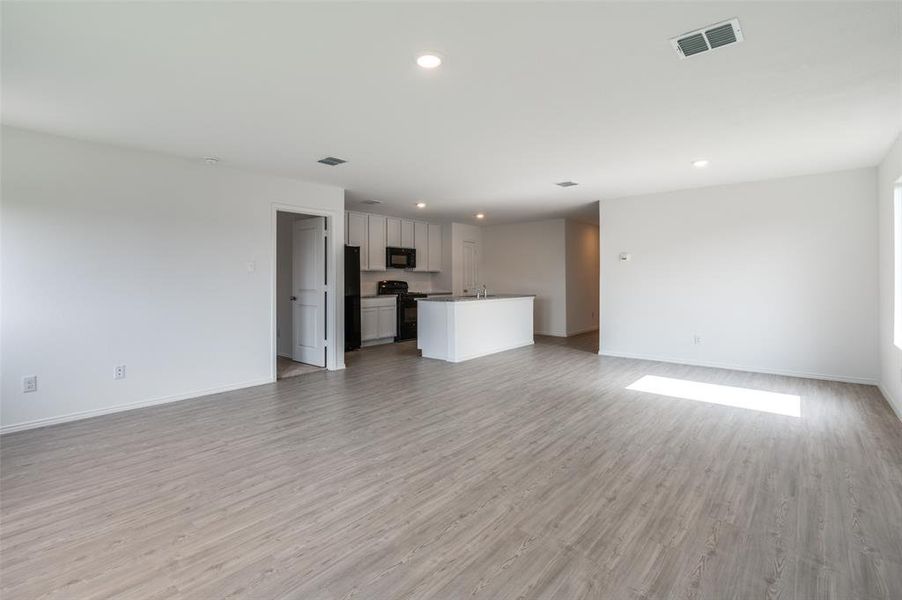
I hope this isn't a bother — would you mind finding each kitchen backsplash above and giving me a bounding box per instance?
[360,270,446,295]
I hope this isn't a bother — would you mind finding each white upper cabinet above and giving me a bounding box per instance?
[367,214,386,271]
[414,222,428,271]
[344,211,442,272]
[386,218,401,247]
[346,212,368,269]
[428,224,442,272]
[401,220,415,248]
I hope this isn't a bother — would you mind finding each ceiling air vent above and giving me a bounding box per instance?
[671,18,743,59]
[360,199,383,205]
[318,156,347,166]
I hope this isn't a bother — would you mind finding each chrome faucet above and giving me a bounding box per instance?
[475,284,487,299]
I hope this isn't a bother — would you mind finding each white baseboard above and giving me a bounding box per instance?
[876,383,902,421]
[598,349,878,386]
[0,377,274,435]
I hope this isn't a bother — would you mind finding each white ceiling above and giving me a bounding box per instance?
[3,2,900,224]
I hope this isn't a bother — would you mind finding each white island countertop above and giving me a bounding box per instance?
[417,295,534,362]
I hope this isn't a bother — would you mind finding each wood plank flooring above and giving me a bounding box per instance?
[2,333,901,599]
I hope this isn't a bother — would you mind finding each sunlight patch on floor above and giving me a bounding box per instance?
[626,375,801,417]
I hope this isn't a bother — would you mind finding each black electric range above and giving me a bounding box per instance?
[377,280,427,341]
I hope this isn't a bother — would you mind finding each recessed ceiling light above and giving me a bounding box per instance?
[416,54,442,69]
[475,213,485,219]
[416,202,427,208]
[318,156,347,166]
[692,159,710,168]
[203,157,219,165]
[556,181,578,187]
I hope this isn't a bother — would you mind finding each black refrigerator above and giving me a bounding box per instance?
[344,245,361,351]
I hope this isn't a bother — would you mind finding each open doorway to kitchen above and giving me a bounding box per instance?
[276,210,328,379]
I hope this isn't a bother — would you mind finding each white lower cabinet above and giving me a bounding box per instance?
[377,306,395,337]
[361,297,397,345]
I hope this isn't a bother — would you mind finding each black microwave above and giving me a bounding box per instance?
[386,247,416,269]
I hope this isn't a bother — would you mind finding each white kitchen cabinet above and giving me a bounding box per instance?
[367,214,386,271]
[428,223,442,272]
[401,220,415,248]
[361,306,379,340]
[414,221,428,271]
[386,218,402,247]
[346,212,368,268]
[377,305,396,338]
[361,297,396,345]
[346,210,442,273]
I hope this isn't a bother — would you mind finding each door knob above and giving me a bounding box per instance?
[290,296,297,301]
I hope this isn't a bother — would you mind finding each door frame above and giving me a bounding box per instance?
[271,203,345,380]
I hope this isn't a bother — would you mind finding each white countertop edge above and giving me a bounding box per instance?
[417,294,536,303]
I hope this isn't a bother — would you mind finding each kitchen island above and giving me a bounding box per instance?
[416,295,535,362]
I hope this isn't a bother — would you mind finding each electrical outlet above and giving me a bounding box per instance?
[693,335,702,345]
[114,365,127,380]
[23,375,37,393]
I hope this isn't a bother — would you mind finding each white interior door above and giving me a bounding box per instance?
[462,240,478,295]
[292,217,326,367]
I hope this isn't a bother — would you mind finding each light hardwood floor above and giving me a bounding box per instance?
[2,334,901,599]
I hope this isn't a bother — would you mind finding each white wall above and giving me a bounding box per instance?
[877,135,902,418]
[599,168,879,384]
[566,220,600,335]
[1,127,345,432]
[483,219,567,336]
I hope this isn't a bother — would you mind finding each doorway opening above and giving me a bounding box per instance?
[276,211,328,379]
